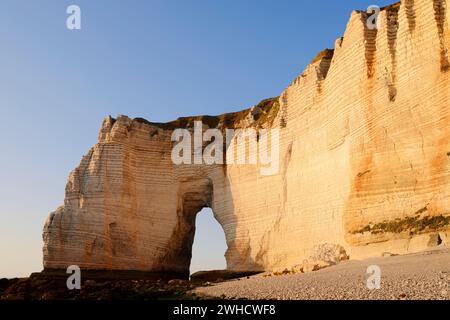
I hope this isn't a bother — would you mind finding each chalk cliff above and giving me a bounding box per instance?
[43,0,450,276]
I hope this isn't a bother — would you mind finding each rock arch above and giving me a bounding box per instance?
[158,178,216,276]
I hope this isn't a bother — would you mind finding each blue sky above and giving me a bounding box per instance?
[0,0,394,278]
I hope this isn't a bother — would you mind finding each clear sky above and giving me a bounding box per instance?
[0,0,394,278]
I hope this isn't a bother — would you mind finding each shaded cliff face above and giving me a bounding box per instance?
[44,0,450,275]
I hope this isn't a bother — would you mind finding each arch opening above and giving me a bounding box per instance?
[190,208,227,275]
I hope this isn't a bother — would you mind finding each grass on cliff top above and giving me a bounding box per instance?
[352,214,450,235]
[311,49,334,64]
[354,2,400,14]
[137,96,280,130]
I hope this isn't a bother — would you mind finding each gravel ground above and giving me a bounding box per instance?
[194,247,450,300]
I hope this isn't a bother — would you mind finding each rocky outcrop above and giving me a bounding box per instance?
[43,0,450,277]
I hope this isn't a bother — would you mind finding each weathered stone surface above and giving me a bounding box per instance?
[43,0,450,275]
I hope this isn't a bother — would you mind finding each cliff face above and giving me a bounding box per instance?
[44,0,450,276]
